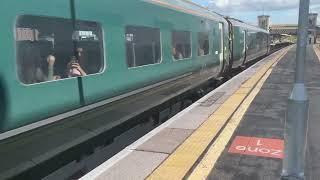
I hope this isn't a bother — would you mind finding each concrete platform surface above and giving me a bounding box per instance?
[80,46,297,180]
[207,45,320,180]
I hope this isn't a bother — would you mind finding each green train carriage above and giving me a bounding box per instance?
[0,0,232,133]
[227,18,270,69]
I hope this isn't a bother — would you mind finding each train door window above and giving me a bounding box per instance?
[172,30,191,60]
[125,26,161,68]
[242,30,246,54]
[218,23,224,61]
[198,32,210,56]
[15,15,104,85]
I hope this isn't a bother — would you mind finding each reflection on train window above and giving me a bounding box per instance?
[125,26,161,67]
[172,31,191,60]
[15,15,104,84]
[198,32,210,56]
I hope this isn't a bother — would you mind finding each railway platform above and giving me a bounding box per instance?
[80,45,320,180]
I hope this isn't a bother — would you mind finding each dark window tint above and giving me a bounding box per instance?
[125,26,161,67]
[198,32,210,56]
[172,31,191,60]
[16,15,104,84]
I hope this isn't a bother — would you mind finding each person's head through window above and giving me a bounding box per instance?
[76,47,83,61]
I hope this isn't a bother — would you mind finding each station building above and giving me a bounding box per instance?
[258,13,320,44]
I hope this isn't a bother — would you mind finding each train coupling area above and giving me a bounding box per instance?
[81,45,320,180]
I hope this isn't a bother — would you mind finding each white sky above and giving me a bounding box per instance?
[192,0,320,25]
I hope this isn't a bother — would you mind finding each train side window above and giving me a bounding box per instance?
[73,21,104,75]
[198,32,210,56]
[172,30,191,60]
[125,26,161,68]
[15,15,104,85]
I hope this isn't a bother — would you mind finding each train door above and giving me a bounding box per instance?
[1,0,81,132]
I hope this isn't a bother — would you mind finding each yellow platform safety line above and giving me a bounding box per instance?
[234,87,252,94]
[313,45,320,63]
[188,51,289,180]
[146,47,290,180]
[188,69,273,180]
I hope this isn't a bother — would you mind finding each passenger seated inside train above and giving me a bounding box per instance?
[66,47,87,77]
[203,40,209,54]
[16,41,60,83]
[198,47,205,56]
[172,44,185,60]
[172,45,183,60]
[16,16,104,84]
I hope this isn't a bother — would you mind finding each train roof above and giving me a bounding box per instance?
[228,18,269,34]
[142,0,226,22]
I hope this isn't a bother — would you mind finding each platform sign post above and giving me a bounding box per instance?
[282,0,310,179]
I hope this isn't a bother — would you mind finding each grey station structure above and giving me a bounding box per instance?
[258,13,320,44]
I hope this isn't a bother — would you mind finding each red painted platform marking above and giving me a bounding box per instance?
[228,136,284,159]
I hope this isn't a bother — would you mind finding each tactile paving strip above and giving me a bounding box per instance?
[199,92,225,107]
